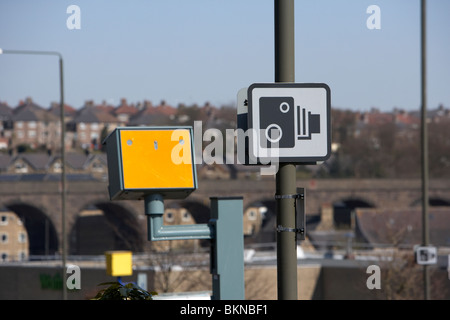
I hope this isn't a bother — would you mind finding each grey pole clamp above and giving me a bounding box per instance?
[274,189,306,240]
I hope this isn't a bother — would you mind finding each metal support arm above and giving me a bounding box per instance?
[145,194,213,241]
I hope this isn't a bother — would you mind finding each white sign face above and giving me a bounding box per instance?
[247,83,331,163]
[415,246,437,265]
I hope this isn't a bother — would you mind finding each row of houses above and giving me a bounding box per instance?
[2,96,449,153]
[0,151,272,182]
[352,105,450,138]
[0,152,108,179]
[0,97,196,153]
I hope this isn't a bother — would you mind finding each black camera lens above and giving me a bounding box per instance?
[265,123,282,144]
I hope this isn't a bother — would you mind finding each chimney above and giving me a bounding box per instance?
[144,100,152,109]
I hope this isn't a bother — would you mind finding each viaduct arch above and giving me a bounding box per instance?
[1,178,449,255]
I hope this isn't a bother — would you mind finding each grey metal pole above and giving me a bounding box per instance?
[420,0,430,300]
[59,55,67,301]
[0,49,67,299]
[274,0,297,300]
[210,197,245,300]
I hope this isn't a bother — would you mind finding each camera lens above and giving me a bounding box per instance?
[279,102,290,113]
[265,124,282,144]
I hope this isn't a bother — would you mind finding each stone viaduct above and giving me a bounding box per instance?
[1,178,449,255]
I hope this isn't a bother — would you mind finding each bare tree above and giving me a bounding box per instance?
[147,248,211,294]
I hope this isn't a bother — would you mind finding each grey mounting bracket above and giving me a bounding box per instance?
[145,193,212,241]
[275,187,305,241]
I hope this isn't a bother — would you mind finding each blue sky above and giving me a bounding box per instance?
[0,0,449,112]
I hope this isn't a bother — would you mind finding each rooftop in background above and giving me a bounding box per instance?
[0,173,97,182]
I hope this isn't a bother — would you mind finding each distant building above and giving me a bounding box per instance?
[67,101,120,150]
[0,152,107,179]
[113,98,139,124]
[0,209,29,262]
[0,102,13,144]
[10,98,60,151]
[128,100,175,126]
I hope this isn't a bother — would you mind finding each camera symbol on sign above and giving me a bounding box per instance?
[259,96,321,149]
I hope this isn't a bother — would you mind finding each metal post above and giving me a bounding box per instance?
[58,55,67,301]
[210,197,244,300]
[274,0,297,300]
[420,0,430,300]
[0,49,67,300]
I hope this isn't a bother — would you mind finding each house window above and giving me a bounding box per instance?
[92,162,104,172]
[15,162,28,173]
[18,232,27,243]
[165,211,174,222]
[182,211,190,222]
[19,251,27,261]
[1,233,8,244]
[90,122,99,130]
[16,121,23,129]
[28,130,36,138]
[53,162,62,173]
[0,215,7,226]
[1,253,7,262]
[79,122,86,130]
[28,121,37,129]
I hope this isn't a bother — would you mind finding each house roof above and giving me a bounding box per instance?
[0,102,13,120]
[0,152,108,172]
[0,154,11,170]
[63,152,107,170]
[114,98,139,116]
[48,102,77,117]
[154,101,177,116]
[11,153,53,171]
[12,98,58,122]
[64,153,90,169]
[72,102,119,123]
[0,173,97,182]
[128,110,171,126]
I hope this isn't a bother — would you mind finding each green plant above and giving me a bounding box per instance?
[92,282,157,300]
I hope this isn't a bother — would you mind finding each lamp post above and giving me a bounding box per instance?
[420,0,430,300]
[0,49,67,300]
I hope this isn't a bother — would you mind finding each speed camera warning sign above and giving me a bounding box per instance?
[247,83,331,164]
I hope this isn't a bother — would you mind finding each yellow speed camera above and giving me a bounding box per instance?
[103,126,197,200]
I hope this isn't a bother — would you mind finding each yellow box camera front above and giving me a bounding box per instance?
[103,126,197,200]
[105,251,133,277]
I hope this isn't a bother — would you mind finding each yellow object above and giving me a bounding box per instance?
[120,129,194,189]
[103,127,198,200]
[105,251,133,276]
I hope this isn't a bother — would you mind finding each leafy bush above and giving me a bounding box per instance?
[92,282,157,300]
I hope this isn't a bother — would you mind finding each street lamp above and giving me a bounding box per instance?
[0,48,67,300]
[420,0,430,300]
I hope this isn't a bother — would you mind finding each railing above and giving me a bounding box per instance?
[6,241,450,266]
